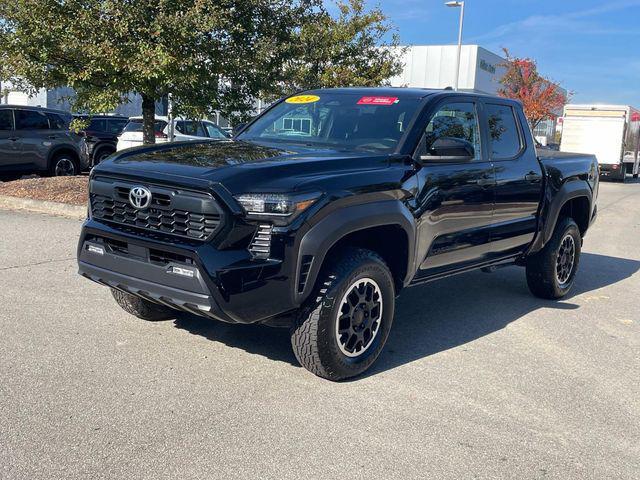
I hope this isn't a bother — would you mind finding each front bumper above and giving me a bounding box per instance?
[77,219,297,324]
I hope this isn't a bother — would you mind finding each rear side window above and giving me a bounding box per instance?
[176,121,206,137]
[204,122,229,139]
[0,110,14,130]
[15,109,50,130]
[46,113,68,130]
[122,119,167,133]
[108,119,128,134]
[88,118,107,132]
[486,104,522,159]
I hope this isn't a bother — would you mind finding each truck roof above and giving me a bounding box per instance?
[299,87,523,104]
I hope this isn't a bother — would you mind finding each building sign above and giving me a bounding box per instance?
[479,59,496,74]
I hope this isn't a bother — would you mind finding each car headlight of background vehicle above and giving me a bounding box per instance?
[234,192,321,220]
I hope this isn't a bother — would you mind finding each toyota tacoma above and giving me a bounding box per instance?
[77,88,598,380]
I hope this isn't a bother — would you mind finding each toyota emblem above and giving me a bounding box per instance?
[129,186,152,209]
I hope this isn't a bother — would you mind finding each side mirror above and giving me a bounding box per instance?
[419,137,475,163]
[232,122,247,136]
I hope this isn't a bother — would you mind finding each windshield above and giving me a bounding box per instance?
[237,92,421,152]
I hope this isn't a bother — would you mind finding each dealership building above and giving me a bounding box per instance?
[389,45,507,94]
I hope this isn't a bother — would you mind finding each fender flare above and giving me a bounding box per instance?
[294,200,417,305]
[534,180,593,252]
[47,143,81,169]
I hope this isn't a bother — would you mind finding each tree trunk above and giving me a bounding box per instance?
[141,93,156,145]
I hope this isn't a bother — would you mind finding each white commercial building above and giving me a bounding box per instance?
[389,45,507,94]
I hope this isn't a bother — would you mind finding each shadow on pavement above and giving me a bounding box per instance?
[172,252,640,375]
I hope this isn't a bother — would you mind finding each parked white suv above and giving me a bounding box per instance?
[116,116,229,151]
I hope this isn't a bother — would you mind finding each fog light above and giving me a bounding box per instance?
[87,244,105,255]
[168,266,195,278]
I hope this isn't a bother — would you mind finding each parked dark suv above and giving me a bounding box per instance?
[74,114,129,165]
[0,105,89,178]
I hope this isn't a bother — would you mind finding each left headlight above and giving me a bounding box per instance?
[234,192,321,219]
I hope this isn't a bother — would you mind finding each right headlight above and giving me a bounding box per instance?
[234,192,321,220]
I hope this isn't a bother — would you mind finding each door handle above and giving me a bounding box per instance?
[470,176,496,187]
[524,171,542,182]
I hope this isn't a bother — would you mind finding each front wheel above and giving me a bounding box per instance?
[290,248,395,381]
[526,217,581,299]
[94,147,115,165]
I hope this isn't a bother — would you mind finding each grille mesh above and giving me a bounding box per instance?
[90,182,222,241]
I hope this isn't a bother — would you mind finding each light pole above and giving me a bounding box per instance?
[445,1,465,91]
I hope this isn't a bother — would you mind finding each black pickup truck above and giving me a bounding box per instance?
[77,88,598,380]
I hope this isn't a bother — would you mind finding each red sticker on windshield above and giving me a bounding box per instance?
[357,96,399,106]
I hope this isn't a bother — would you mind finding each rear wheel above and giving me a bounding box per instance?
[290,248,395,381]
[526,217,581,299]
[111,288,175,321]
[48,153,79,176]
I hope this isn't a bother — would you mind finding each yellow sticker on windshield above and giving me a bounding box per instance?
[285,95,320,104]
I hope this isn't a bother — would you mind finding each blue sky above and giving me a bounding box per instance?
[375,0,640,106]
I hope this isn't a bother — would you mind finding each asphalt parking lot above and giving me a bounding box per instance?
[1,181,639,479]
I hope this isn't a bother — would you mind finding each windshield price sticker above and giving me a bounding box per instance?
[357,96,399,106]
[286,95,320,104]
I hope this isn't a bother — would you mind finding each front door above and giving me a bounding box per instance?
[0,109,20,168]
[413,100,496,280]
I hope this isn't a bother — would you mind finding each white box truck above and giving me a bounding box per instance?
[560,104,640,181]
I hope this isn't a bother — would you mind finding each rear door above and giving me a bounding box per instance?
[0,109,20,167]
[483,101,543,257]
[413,98,496,279]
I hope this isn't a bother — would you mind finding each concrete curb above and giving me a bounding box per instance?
[0,195,86,220]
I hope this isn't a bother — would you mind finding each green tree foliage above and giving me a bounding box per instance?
[0,0,403,143]
[280,0,404,95]
[0,0,310,142]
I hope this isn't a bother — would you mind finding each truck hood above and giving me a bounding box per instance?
[95,139,391,194]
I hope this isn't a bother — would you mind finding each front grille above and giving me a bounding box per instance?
[90,177,223,241]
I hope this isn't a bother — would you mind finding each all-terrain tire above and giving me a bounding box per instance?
[526,217,581,299]
[111,288,175,321]
[290,248,395,381]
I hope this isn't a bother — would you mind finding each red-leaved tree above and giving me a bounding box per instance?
[498,49,569,129]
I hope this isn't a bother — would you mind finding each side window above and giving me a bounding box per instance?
[108,119,128,134]
[176,121,207,137]
[46,113,67,130]
[423,102,481,160]
[204,122,228,139]
[88,118,107,132]
[15,110,50,130]
[486,104,522,159]
[0,110,14,130]
[194,122,207,137]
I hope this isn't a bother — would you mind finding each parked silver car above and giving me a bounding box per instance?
[0,105,90,179]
